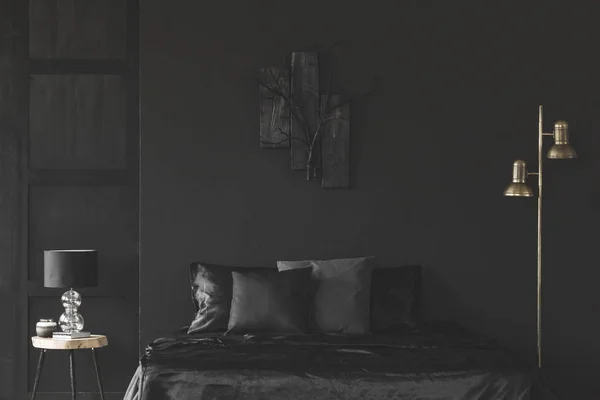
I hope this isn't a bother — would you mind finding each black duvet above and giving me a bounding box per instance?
[124,323,531,400]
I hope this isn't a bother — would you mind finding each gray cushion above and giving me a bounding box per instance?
[227,268,311,334]
[277,257,374,335]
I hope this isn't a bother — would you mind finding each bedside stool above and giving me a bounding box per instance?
[31,335,108,400]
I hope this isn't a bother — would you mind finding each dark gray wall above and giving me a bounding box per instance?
[140,1,600,397]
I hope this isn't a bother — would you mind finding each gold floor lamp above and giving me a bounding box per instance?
[503,105,577,369]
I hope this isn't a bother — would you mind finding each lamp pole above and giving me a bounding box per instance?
[536,105,544,369]
[527,105,545,368]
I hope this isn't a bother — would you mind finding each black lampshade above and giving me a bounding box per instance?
[44,250,98,288]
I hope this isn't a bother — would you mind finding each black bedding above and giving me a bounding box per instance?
[124,322,531,400]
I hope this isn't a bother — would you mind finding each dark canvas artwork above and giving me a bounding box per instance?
[259,52,351,188]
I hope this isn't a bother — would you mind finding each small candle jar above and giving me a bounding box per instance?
[36,319,58,338]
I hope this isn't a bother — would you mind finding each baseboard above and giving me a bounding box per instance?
[26,393,124,400]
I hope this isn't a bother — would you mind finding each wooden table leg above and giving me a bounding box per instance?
[91,348,105,400]
[69,350,76,400]
[30,349,46,400]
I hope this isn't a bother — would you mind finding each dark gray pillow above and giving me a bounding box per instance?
[227,268,311,334]
[370,265,422,332]
[188,262,271,334]
[277,257,374,335]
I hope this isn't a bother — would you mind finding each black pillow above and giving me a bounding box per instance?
[187,262,271,334]
[277,257,374,335]
[227,268,311,334]
[370,265,422,332]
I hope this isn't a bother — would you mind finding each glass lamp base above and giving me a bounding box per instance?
[59,288,85,333]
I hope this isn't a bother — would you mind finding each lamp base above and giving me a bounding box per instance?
[59,288,84,333]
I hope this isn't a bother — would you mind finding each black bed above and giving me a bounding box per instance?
[124,322,531,400]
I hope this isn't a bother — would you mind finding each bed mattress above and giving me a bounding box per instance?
[124,322,531,400]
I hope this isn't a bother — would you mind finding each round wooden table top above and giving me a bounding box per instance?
[31,335,108,350]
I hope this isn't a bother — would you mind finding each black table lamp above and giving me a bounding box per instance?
[44,250,98,333]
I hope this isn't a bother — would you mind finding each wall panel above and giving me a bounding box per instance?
[29,75,127,170]
[28,186,137,290]
[29,0,126,59]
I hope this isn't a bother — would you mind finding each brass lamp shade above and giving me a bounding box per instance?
[504,160,534,197]
[504,183,534,197]
[547,121,577,159]
[547,144,577,159]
